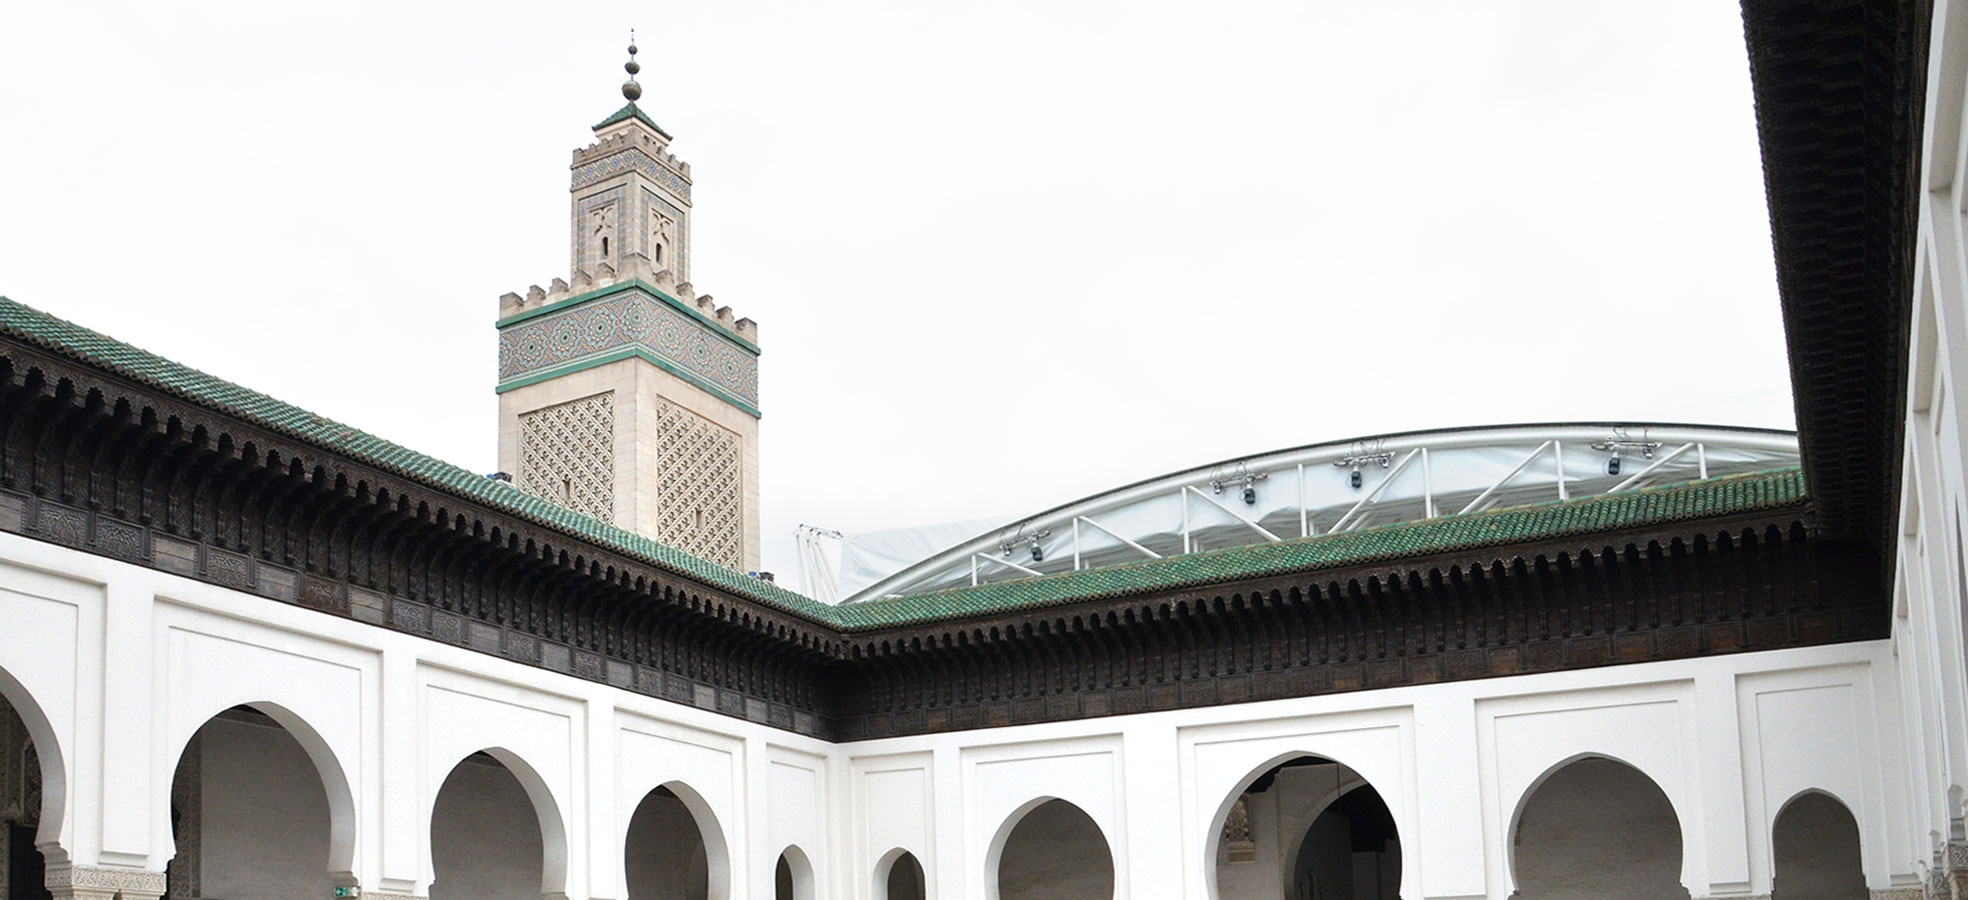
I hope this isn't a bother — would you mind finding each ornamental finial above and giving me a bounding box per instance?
[622,30,643,103]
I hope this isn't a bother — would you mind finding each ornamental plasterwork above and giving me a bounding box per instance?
[45,865,169,894]
[1222,796,1256,863]
[518,393,616,524]
[498,291,759,409]
[572,147,693,200]
[655,398,742,569]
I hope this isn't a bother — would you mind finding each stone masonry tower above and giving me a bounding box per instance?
[495,37,761,572]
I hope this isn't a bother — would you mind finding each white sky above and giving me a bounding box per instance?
[0,1,1791,591]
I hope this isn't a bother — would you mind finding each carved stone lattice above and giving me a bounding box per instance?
[1223,795,1256,863]
[656,398,741,569]
[519,393,615,524]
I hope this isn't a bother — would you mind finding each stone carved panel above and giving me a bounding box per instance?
[518,392,615,524]
[655,398,742,569]
[1222,795,1256,863]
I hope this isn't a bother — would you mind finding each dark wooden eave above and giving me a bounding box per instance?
[1741,0,1929,594]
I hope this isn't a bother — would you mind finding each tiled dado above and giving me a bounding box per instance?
[0,492,828,739]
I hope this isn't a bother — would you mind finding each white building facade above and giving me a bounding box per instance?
[1,4,1965,900]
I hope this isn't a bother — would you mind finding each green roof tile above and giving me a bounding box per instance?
[0,295,1809,635]
[0,295,833,622]
[829,467,1808,630]
[593,103,673,139]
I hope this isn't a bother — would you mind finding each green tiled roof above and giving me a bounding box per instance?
[594,103,673,139]
[830,467,1808,630]
[0,295,831,621]
[0,295,1809,636]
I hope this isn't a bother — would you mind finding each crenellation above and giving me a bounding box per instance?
[497,276,756,343]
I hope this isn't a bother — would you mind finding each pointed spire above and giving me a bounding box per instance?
[621,30,642,103]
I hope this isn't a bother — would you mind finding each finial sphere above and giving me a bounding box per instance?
[626,59,641,75]
[628,42,638,55]
[622,80,643,102]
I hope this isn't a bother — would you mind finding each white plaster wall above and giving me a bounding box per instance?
[0,529,1925,900]
[194,715,333,900]
[1891,0,1968,886]
[0,559,94,861]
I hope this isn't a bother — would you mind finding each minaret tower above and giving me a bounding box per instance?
[495,35,762,572]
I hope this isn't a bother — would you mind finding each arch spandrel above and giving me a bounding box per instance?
[609,724,741,900]
[621,779,730,900]
[0,561,92,859]
[426,746,570,899]
[156,616,370,871]
[965,744,1127,898]
[164,702,360,881]
[1483,693,1703,897]
[987,797,1116,900]
[1185,723,1413,900]
[1505,754,1691,900]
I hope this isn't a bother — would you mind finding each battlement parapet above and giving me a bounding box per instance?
[572,130,692,179]
[497,254,757,343]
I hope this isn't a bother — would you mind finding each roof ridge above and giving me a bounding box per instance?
[0,295,1811,634]
[833,467,1808,630]
[0,295,833,621]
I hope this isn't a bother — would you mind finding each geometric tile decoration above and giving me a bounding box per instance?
[656,397,742,569]
[573,147,692,200]
[518,392,616,524]
[498,288,759,410]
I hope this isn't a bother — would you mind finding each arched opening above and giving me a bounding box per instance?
[774,845,814,900]
[1772,792,1866,899]
[1,691,52,900]
[1511,756,1687,900]
[624,783,724,900]
[993,798,1114,900]
[1211,756,1399,900]
[875,849,925,900]
[164,704,351,900]
[430,752,549,900]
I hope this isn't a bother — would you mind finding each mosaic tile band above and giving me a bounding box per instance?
[498,288,758,406]
[572,148,693,200]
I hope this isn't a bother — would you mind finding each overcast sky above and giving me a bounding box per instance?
[0,1,1789,592]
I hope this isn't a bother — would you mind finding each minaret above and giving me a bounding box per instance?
[495,35,762,573]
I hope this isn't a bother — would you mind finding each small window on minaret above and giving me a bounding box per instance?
[695,508,704,529]
[561,477,572,504]
[601,236,610,258]
[653,243,664,264]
